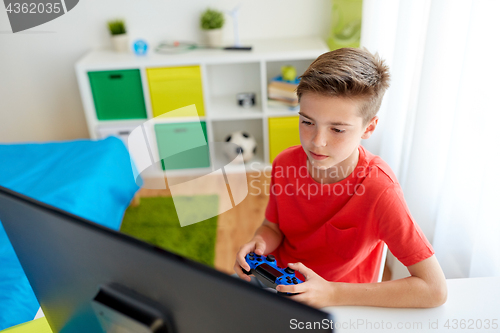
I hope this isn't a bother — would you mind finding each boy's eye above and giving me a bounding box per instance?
[301,120,313,126]
[332,128,345,133]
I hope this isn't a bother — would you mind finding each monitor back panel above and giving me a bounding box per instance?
[0,187,333,333]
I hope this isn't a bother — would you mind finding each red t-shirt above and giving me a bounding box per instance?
[265,145,434,283]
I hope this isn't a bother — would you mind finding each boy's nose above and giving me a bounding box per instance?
[312,130,327,147]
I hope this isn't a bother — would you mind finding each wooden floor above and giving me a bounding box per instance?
[135,172,391,281]
[135,172,269,275]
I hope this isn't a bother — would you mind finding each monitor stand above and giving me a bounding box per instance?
[91,283,175,333]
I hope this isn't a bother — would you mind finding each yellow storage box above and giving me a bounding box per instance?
[147,66,205,118]
[268,116,301,163]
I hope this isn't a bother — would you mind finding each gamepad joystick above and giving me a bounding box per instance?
[241,253,303,295]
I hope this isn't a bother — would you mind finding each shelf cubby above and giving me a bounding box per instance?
[211,119,265,169]
[206,62,262,118]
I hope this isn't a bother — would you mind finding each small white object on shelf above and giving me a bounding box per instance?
[237,92,256,108]
[228,5,241,47]
[205,28,223,48]
[111,34,129,53]
[223,131,257,163]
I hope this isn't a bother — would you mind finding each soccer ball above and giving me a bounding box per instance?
[223,131,257,163]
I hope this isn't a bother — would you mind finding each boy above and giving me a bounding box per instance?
[234,48,447,308]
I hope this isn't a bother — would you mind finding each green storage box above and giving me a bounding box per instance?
[88,69,148,120]
[155,121,210,170]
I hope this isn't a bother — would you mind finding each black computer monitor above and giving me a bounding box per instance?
[0,186,334,333]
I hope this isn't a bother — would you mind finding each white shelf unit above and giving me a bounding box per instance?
[75,37,329,175]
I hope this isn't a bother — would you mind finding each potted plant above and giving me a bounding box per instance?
[200,8,225,48]
[108,19,129,53]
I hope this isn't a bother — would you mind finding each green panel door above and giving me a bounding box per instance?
[88,69,147,120]
[155,121,210,170]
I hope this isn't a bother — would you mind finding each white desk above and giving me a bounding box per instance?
[322,277,500,332]
[25,277,500,333]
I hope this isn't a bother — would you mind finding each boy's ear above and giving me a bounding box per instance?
[361,116,378,140]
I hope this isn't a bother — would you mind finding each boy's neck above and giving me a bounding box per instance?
[307,147,360,185]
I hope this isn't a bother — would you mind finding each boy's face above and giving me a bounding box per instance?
[298,92,378,172]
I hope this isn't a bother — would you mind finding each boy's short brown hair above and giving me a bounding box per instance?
[296,48,390,124]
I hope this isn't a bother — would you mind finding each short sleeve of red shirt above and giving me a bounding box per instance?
[374,184,434,267]
[264,145,434,283]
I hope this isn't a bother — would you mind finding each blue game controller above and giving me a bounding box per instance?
[241,253,303,295]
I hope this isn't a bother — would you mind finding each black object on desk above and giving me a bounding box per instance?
[0,185,334,333]
[223,46,252,51]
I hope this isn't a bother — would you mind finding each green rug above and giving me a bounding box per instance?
[120,195,218,267]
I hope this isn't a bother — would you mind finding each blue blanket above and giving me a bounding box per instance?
[0,137,140,330]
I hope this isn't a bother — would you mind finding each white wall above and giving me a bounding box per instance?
[0,0,331,143]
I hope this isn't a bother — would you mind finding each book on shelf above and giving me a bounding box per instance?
[267,96,298,107]
[267,75,299,108]
[270,75,300,85]
[268,82,298,100]
[267,98,300,111]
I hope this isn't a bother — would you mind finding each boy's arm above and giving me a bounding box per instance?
[233,219,283,281]
[251,219,284,254]
[277,255,447,308]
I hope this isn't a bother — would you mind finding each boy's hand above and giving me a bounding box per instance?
[276,262,335,308]
[233,237,267,282]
